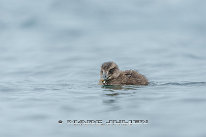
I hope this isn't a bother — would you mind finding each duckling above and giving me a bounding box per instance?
[99,61,148,85]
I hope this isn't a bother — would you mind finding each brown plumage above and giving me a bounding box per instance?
[99,61,149,85]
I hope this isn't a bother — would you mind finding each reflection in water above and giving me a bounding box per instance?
[101,85,144,91]
[101,85,140,111]
[102,91,121,111]
[101,85,142,97]
[101,85,124,90]
[104,92,119,96]
[102,100,121,111]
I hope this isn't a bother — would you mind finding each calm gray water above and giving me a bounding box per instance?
[0,0,206,137]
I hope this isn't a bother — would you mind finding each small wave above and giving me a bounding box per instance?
[151,81,206,87]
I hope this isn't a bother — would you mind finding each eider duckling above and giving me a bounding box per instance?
[99,61,148,85]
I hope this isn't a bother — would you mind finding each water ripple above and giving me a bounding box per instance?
[151,81,206,87]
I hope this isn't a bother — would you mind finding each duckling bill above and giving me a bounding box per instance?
[99,61,148,85]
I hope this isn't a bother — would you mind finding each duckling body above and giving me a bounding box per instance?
[99,62,148,86]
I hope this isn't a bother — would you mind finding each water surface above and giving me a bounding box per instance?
[0,0,206,137]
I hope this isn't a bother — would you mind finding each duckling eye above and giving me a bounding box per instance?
[109,68,115,74]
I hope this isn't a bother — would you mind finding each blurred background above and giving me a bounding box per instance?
[0,0,206,137]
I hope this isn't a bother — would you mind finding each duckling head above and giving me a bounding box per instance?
[100,61,120,82]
